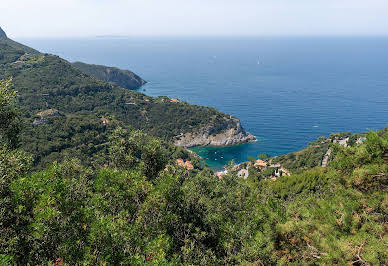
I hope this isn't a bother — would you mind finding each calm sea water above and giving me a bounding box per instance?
[19,37,388,169]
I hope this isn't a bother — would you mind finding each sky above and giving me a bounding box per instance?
[1,0,388,38]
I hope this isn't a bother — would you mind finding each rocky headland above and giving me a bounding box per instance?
[174,116,256,148]
[72,61,146,89]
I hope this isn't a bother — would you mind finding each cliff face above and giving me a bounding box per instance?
[174,117,256,148]
[72,61,146,89]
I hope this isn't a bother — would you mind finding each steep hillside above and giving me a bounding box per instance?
[0,30,254,168]
[72,61,146,89]
[0,26,6,38]
[1,76,387,264]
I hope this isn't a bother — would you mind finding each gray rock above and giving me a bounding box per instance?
[174,117,256,148]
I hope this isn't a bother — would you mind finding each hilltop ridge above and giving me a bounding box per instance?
[72,61,147,90]
[0,26,7,38]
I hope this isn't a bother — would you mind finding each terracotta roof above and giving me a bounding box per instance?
[176,159,194,170]
[176,159,185,167]
[184,161,194,170]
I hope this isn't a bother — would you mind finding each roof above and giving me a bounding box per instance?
[176,159,194,170]
[255,159,267,168]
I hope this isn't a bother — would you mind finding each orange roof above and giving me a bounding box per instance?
[176,159,194,170]
[176,159,185,167]
[184,161,194,170]
[170,98,180,103]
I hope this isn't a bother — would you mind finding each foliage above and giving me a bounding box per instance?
[0,78,21,149]
[272,139,330,173]
[2,122,388,264]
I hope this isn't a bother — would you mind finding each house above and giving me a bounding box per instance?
[184,161,194,170]
[216,169,228,180]
[254,159,267,168]
[274,168,282,178]
[176,158,185,167]
[237,169,249,179]
[333,137,349,147]
[101,117,110,125]
[176,159,194,170]
[356,137,366,145]
[170,98,180,103]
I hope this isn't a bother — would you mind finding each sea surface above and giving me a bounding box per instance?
[19,36,388,169]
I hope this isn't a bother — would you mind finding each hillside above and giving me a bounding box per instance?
[72,61,146,90]
[0,27,6,38]
[0,30,254,168]
[1,78,387,265]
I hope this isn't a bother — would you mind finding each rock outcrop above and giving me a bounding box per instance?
[174,117,256,148]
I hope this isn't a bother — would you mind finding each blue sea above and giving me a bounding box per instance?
[19,37,388,169]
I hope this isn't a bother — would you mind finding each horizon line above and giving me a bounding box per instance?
[12,33,388,40]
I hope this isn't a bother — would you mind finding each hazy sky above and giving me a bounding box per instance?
[2,0,388,38]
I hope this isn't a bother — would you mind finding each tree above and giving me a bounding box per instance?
[258,154,271,161]
[109,127,144,170]
[248,156,256,164]
[141,138,167,180]
[0,79,31,262]
[0,78,20,149]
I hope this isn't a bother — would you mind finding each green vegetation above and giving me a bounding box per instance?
[272,140,330,173]
[1,79,387,265]
[72,61,146,89]
[0,36,238,169]
[1,29,386,264]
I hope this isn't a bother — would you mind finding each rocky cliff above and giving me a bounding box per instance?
[72,61,146,89]
[174,116,256,148]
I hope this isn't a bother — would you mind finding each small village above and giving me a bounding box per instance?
[215,133,368,181]
[216,158,291,181]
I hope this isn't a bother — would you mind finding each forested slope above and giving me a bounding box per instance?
[0,33,252,169]
[1,79,387,265]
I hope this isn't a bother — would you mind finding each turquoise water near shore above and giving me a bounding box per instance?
[20,37,388,169]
